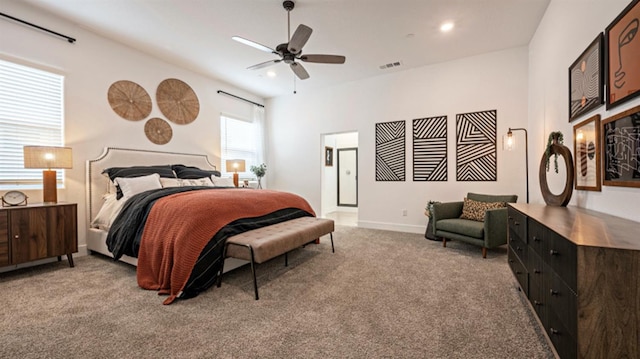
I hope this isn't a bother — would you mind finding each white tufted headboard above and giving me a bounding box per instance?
[85,147,217,225]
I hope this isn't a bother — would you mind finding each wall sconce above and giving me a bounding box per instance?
[23,146,73,203]
[505,128,529,203]
[225,159,246,187]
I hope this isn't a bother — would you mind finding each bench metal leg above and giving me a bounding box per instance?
[247,245,259,300]
[330,232,334,253]
[216,243,229,288]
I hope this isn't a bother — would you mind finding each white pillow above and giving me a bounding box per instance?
[115,173,162,198]
[211,176,235,187]
[90,193,126,230]
[181,177,214,187]
[160,177,182,188]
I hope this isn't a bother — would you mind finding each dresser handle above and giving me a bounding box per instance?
[550,328,560,335]
[514,221,519,226]
[534,269,541,274]
[549,250,559,256]
[533,300,542,306]
[533,236,540,242]
[14,235,19,239]
[509,259,514,264]
[550,289,559,296]
[515,271,522,275]
[516,246,522,251]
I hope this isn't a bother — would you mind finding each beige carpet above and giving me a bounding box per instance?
[0,226,553,358]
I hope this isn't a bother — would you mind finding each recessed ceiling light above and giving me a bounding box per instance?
[440,22,454,33]
[266,70,276,78]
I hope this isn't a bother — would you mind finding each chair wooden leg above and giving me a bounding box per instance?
[482,247,487,258]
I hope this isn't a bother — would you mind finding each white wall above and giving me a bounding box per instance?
[528,0,640,222]
[267,47,530,233]
[1,2,264,252]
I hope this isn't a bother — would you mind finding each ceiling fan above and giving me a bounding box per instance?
[232,0,346,80]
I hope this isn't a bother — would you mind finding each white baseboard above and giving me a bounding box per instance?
[357,220,425,234]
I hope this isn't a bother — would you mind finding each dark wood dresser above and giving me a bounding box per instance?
[0,203,77,269]
[507,203,639,359]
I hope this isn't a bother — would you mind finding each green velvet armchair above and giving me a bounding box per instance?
[431,192,518,258]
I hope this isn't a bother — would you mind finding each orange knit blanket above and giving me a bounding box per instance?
[136,189,315,304]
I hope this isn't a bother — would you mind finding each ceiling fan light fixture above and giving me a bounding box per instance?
[267,70,277,78]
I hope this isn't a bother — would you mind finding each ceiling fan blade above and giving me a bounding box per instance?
[247,59,282,70]
[232,36,276,54]
[290,62,310,80]
[300,54,346,64]
[288,24,312,54]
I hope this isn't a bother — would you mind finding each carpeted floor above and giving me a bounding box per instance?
[0,226,554,358]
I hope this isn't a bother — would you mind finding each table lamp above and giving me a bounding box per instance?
[23,146,73,203]
[225,159,245,187]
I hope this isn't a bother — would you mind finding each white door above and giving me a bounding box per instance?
[338,148,357,207]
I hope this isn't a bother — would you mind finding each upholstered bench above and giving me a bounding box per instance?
[217,217,335,299]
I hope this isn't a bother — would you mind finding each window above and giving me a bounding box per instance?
[220,114,262,179]
[0,59,65,189]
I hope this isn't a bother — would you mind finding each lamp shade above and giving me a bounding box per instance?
[225,159,245,172]
[23,146,73,169]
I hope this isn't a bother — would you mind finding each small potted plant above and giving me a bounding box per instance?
[545,131,564,173]
[250,163,266,189]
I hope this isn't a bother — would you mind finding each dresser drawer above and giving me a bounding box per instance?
[528,279,547,327]
[546,265,577,339]
[527,250,544,289]
[0,211,8,267]
[528,218,546,256]
[546,230,577,292]
[547,308,577,359]
[509,230,528,264]
[508,249,528,296]
[508,207,527,243]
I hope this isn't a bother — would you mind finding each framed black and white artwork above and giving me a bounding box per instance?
[375,120,405,181]
[413,116,447,181]
[456,110,497,181]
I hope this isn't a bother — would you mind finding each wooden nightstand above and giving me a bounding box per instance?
[0,203,77,268]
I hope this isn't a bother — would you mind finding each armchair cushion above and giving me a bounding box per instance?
[437,218,484,238]
[460,197,506,222]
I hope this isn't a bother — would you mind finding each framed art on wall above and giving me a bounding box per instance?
[606,0,640,109]
[602,104,640,188]
[569,34,603,121]
[375,121,406,181]
[573,114,601,191]
[325,146,333,166]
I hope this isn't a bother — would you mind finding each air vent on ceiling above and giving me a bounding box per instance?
[379,61,402,70]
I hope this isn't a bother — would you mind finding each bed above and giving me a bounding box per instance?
[86,147,316,304]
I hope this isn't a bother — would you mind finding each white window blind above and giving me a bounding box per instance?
[220,114,258,179]
[0,59,65,189]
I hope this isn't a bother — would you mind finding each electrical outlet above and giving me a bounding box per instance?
[402,209,408,216]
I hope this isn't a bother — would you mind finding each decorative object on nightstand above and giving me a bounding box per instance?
[250,163,266,189]
[226,159,246,187]
[1,190,28,207]
[23,146,73,203]
[0,203,77,268]
[504,127,529,203]
[539,132,574,206]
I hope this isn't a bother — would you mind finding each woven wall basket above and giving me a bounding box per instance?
[144,117,173,145]
[107,80,152,121]
[156,78,200,125]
